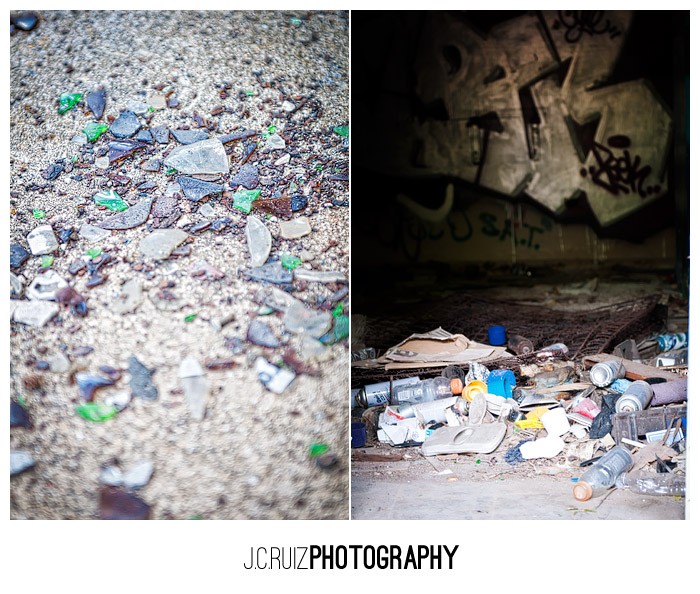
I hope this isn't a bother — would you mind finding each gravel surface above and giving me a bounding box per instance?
[10,10,349,519]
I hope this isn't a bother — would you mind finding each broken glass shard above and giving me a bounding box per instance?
[10,400,31,429]
[10,243,30,269]
[128,356,158,400]
[113,278,142,314]
[11,12,39,31]
[94,189,128,211]
[333,125,349,137]
[99,464,124,486]
[58,92,82,114]
[293,269,347,283]
[151,125,170,144]
[262,133,285,152]
[126,100,149,115]
[283,301,332,338]
[40,254,53,268]
[10,450,35,476]
[171,129,209,144]
[219,129,257,144]
[281,254,301,270]
[291,195,308,212]
[279,216,311,239]
[104,390,131,411]
[230,161,259,189]
[176,176,223,201]
[139,229,188,260]
[12,300,59,327]
[97,196,154,230]
[76,402,118,422]
[245,261,293,285]
[75,372,115,402]
[10,271,23,298]
[108,140,147,164]
[47,352,70,372]
[179,356,209,421]
[199,203,216,218]
[255,357,295,394]
[189,259,224,280]
[122,460,154,489]
[141,158,161,172]
[152,197,178,217]
[41,162,63,180]
[86,89,106,120]
[27,225,58,255]
[82,122,109,142]
[27,270,68,301]
[79,223,110,243]
[246,216,272,267]
[299,334,332,363]
[71,133,88,145]
[109,111,141,138]
[164,138,229,174]
[33,209,45,219]
[231,188,261,213]
[100,487,151,520]
[134,128,154,144]
[247,319,280,348]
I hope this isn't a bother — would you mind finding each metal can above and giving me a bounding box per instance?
[507,334,535,355]
[590,360,626,387]
[615,380,653,413]
[355,376,421,408]
[657,333,688,352]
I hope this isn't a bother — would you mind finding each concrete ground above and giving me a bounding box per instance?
[351,452,685,520]
[10,10,348,519]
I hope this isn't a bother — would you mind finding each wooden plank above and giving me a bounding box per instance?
[582,354,679,381]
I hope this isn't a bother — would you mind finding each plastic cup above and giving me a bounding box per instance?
[540,407,570,437]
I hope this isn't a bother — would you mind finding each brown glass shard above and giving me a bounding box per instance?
[100,487,151,520]
[252,195,292,217]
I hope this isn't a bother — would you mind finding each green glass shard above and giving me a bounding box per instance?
[94,190,128,212]
[309,442,329,458]
[32,209,45,219]
[75,402,118,422]
[333,315,349,341]
[333,125,349,137]
[332,303,344,317]
[245,90,254,96]
[290,17,302,24]
[280,254,301,270]
[232,188,262,213]
[86,247,102,258]
[58,92,82,114]
[166,168,177,174]
[257,305,275,315]
[17,394,26,408]
[184,314,197,322]
[41,255,53,268]
[82,122,109,142]
[268,125,276,133]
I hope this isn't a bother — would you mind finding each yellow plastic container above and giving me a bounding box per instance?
[462,380,487,402]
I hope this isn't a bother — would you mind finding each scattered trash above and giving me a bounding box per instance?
[27,225,58,255]
[128,356,158,400]
[58,92,81,114]
[279,216,312,239]
[93,190,128,212]
[164,138,229,174]
[246,216,272,267]
[255,357,295,394]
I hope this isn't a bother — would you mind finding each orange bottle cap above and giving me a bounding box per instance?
[573,481,593,501]
[450,378,464,394]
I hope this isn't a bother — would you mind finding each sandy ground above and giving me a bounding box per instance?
[10,10,349,519]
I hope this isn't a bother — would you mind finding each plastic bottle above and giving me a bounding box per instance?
[390,376,463,406]
[615,470,685,496]
[573,446,633,501]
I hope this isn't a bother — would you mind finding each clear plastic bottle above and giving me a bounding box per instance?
[573,446,633,501]
[390,376,463,406]
[615,471,686,496]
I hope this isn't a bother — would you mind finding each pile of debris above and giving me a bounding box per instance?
[351,326,687,503]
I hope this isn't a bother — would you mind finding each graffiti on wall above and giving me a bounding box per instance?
[359,11,673,228]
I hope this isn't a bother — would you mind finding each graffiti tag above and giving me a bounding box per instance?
[580,135,661,199]
[554,11,622,43]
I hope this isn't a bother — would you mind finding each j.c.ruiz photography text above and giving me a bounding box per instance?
[244,545,460,570]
